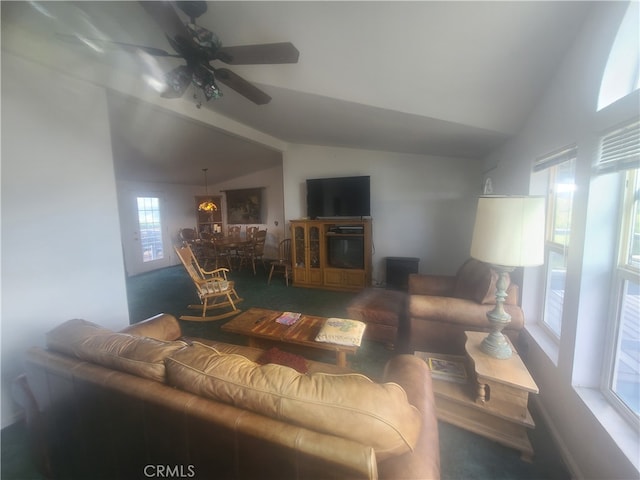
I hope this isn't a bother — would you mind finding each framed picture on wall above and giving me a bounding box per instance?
[225,188,264,224]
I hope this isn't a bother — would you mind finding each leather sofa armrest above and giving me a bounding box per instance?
[12,374,53,478]
[409,295,525,331]
[378,355,440,479]
[408,273,456,297]
[120,313,182,341]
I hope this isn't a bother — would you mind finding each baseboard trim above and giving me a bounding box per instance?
[531,396,582,479]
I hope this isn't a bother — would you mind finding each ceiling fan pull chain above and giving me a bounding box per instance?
[193,87,203,109]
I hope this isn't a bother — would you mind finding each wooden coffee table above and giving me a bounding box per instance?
[221,307,359,367]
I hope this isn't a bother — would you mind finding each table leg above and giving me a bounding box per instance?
[336,351,347,368]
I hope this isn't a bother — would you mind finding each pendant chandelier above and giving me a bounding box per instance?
[198,168,217,212]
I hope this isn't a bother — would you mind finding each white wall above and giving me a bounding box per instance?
[481,3,638,479]
[283,144,482,283]
[1,53,129,426]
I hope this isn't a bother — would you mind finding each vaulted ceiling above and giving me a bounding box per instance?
[2,1,596,185]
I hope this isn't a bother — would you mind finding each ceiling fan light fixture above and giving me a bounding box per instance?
[202,79,222,100]
[162,65,191,98]
[192,65,222,101]
[198,168,218,212]
[186,23,221,50]
[112,2,299,105]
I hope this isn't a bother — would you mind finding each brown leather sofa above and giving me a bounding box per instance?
[16,313,440,480]
[407,259,524,355]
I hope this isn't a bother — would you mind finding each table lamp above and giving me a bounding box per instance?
[470,196,545,359]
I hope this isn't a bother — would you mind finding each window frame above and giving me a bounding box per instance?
[536,151,577,341]
[136,196,165,263]
[602,167,640,425]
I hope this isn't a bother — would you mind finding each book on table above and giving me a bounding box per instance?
[275,312,302,326]
[414,351,468,384]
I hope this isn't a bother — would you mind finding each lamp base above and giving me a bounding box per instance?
[480,266,514,359]
[480,331,512,359]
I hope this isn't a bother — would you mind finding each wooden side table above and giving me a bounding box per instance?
[429,331,539,461]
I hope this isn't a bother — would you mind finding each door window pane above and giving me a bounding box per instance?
[137,197,164,262]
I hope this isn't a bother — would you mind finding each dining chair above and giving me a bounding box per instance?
[179,227,199,245]
[239,229,267,275]
[211,236,234,270]
[246,226,259,242]
[268,238,292,286]
[228,225,241,240]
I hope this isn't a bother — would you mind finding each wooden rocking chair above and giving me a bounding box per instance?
[174,245,243,321]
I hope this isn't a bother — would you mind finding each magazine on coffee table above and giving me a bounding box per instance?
[275,312,302,326]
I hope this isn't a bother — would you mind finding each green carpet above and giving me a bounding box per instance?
[1,263,570,480]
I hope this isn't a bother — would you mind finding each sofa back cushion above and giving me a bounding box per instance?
[46,319,187,382]
[454,259,503,304]
[119,313,182,341]
[165,342,421,460]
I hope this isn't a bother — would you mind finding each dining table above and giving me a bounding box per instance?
[209,235,253,270]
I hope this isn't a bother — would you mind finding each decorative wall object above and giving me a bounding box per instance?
[482,177,493,194]
[225,188,263,224]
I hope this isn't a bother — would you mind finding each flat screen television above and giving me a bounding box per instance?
[306,175,370,218]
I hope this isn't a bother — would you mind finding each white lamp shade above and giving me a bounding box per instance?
[470,196,545,267]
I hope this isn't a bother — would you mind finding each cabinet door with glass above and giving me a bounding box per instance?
[291,221,323,286]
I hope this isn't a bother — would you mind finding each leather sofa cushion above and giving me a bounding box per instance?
[454,259,503,304]
[120,313,182,341]
[46,319,187,382]
[165,341,422,460]
[46,319,112,355]
[183,338,354,375]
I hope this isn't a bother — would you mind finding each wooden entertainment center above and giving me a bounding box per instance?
[290,219,372,292]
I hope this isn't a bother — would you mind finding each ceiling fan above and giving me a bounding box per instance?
[64,1,299,106]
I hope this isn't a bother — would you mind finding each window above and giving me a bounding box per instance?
[605,167,640,420]
[137,197,164,262]
[534,146,577,339]
[597,2,640,111]
[596,117,640,421]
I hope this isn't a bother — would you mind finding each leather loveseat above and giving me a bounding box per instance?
[16,313,440,480]
[407,258,524,355]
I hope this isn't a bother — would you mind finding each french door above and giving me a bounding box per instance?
[121,193,172,275]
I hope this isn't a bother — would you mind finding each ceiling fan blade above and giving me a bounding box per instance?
[139,1,194,47]
[56,33,182,58]
[215,68,272,105]
[216,42,300,65]
[176,1,208,21]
